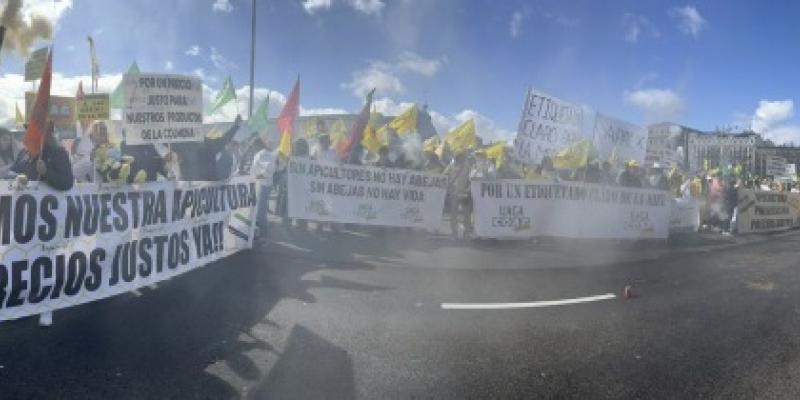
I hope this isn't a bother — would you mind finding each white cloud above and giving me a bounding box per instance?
[509,10,525,38]
[0,72,122,128]
[343,52,443,98]
[670,5,707,38]
[623,13,659,43]
[212,0,233,13]
[302,0,333,14]
[763,125,800,145]
[164,61,174,71]
[347,0,385,15]
[185,45,202,56]
[343,65,404,98]
[752,100,793,132]
[396,52,443,77]
[192,68,206,79]
[300,0,384,16]
[210,47,237,71]
[0,0,73,57]
[624,88,685,122]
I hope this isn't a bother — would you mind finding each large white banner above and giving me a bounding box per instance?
[122,73,203,145]
[736,189,800,233]
[593,113,647,167]
[0,177,257,321]
[471,180,671,239]
[514,89,594,165]
[287,159,447,229]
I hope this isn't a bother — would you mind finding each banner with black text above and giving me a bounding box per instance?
[0,177,257,321]
[287,159,447,229]
[471,180,671,239]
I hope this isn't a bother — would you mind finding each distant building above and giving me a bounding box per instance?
[686,131,761,173]
[645,122,697,168]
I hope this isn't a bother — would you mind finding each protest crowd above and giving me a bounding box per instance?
[3,46,800,329]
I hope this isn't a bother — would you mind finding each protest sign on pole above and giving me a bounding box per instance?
[736,189,800,233]
[471,180,671,239]
[287,159,447,229]
[513,88,594,165]
[121,73,203,145]
[0,177,258,322]
[593,113,647,167]
[76,93,110,121]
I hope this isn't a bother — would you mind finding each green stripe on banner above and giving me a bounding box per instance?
[228,225,249,242]
[234,213,252,226]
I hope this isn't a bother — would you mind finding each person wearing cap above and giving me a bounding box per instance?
[617,160,643,187]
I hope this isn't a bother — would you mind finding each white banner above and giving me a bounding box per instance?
[471,180,671,239]
[0,177,257,321]
[513,88,593,165]
[736,189,800,233]
[669,197,700,233]
[593,113,647,167]
[122,73,203,145]
[287,159,447,229]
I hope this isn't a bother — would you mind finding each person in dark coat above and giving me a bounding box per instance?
[120,142,168,182]
[12,123,74,191]
[173,115,242,180]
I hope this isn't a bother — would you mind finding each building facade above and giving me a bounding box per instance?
[686,131,760,173]
[755,145,800,178]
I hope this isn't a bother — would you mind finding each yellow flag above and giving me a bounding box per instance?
[484,141,506,169]
[206,126,224,139]
[361,123,382,154]
[444,119,477,155]
[15,103,24,126]
[387,105,418,136]
[329,119,348,147]
[278,130,292,157]
[303,117,319,139]
[423,136,441,153]
[552,138,592,169]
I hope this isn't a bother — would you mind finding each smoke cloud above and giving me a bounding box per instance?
[1,0,54,57]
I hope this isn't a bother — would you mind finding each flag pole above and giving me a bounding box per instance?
[248,0,256,119]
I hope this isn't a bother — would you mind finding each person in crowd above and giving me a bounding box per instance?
[470,150,496,179]
[173,115,242,180]
[536,156,559,182]
[12,122,74,191]
[120,141,168,183]
[276,138,310,229]
[88,121,142,184]
[423,150,444,174]
[584,161,602,183]
[374,146,392,168]
[646,164,670,190]
[251,138,277,238]
[215,140,240,180]
[617,160,643,188]
[312,134,339,164]
[444,152,473,239]
[347,143,365,166]
[0,128,21,177]
[724,178,739,234]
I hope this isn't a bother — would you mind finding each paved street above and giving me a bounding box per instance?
[2,227,800,399]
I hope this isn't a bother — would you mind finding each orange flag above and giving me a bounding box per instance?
[24,47,52,157]
[338,88,374,160]
[277,77,300,157]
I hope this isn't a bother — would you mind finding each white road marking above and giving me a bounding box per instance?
[441,293,617,310]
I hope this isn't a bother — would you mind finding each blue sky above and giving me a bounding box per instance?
[2,0,800,143]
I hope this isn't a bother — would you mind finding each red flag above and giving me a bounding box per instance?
[277,77,300,156]
[24,47,52,157]
[338,88,375,160]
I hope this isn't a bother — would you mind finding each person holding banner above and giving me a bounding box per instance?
[252,137,277,237]
[173,115,242,181]
[0,128,21,177]
[11,122,74,191]
[617,160,643,188]
[444,152,473,239]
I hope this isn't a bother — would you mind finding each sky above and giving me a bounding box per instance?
[2,0,800,144]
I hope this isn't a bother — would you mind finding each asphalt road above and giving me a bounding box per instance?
[2,226,800,399]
